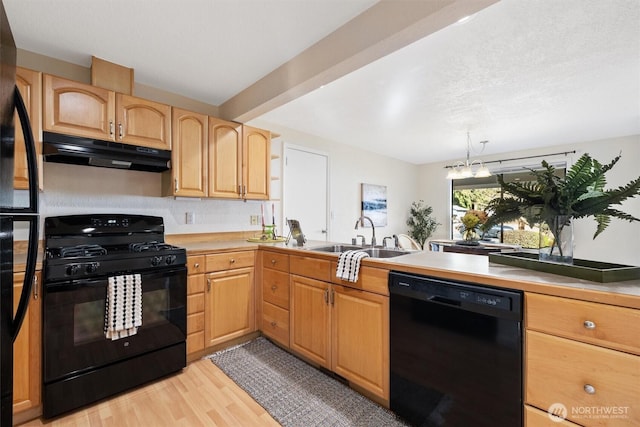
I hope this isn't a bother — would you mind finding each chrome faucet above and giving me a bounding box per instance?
[383,235,400,249]
[354,216,376,246]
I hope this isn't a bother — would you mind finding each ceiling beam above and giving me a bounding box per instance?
[219,0,500,122]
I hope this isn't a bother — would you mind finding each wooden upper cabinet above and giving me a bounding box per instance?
[242,125,270,200]
[43,74,171,150]
[15,67,43,190]
[43,74,115,141]
[166,108,208,197]
[115,94,171,150]
[208,117,242,199]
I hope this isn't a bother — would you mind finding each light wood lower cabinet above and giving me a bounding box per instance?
[261,251,290,347]
[525,404,582,426]
[186,255,205,356]
[525,293,640,427]
[15,67,43,191]
[13,271,41,417]
[289,269,390,401]
[205,260,255,347]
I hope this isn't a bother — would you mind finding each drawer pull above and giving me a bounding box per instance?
[270,321,277,327]
[230,258,236,264]
[271,259,277,265]
[271,285,277,291]
[584,384,596,394]
[194,263,200,269]
[583,320,596,330]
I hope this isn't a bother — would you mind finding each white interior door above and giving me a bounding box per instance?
[284,146,328,242]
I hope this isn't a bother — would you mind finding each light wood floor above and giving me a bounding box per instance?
[19,359,281,426]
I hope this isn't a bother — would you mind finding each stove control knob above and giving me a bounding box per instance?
[165,255,176,265]
[151,256,163,266]
[66,264,80,276]
[85,262,99,274]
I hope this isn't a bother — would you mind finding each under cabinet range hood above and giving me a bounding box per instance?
[42,132,171,172]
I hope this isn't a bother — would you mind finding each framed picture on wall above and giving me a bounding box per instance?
[361,183,387,227]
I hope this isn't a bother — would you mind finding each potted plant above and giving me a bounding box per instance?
[485,153,640,264]
[406,201,441,250]
[459,209,488,245]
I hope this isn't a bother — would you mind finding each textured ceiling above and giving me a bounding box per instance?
[4,0,640,165]
[258,0,640,164]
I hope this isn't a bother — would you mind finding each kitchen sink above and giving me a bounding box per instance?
[307,244,412,258]
[361,248,410,258]
[307,244,363,253]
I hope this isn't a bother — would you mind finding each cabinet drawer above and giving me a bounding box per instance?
[187,312,205,334]
[187,293,204,315]
[524,405,581,426]
[187,255,205,275]
[526,330,640,426]
[262,301,289,348]
[262,269,290,309]
[330,262,389,295]
[526,293,640,355]
[261,251,289,272]
[187,274,204,295]
[187,331,204,354]
[290,255,330,282]
[206,251,254,272]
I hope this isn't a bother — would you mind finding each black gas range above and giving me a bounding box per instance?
[42,214,187,418]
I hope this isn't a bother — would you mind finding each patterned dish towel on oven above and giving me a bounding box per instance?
[104,274,142,340]
[336,250,369,282]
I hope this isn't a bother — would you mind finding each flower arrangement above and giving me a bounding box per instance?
[460,209,488,242]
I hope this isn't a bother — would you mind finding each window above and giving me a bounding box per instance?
[451,165,566,249]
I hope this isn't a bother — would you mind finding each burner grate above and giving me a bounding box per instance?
[129,241,175,252]
[60,244,108,258]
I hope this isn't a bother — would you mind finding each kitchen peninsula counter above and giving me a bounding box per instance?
[170,236,640,309]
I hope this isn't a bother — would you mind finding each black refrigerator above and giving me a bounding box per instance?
[0,1,40,426]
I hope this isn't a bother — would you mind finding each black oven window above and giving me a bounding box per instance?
[73,288,170,346]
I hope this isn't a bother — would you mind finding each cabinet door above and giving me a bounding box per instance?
[242,125,270,200]
[13,272,41,415]
[169,108,208,197]
[205,267,255,347]
[332,285,389,400]
[290,275,331,368]
[116,94,171,150]
[208,117,242,199]
[14,67,43,191]
[43,74,115,141]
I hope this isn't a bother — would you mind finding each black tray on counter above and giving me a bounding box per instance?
[488,252,640,283]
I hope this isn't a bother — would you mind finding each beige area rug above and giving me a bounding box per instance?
[208,337,408,427]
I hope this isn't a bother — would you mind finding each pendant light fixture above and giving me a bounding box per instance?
[445,132,491,179]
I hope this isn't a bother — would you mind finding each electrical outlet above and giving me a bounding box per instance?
[250,215,259,225]
[186,212,195,224]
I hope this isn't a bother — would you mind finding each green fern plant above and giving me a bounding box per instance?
[485,153,640,257]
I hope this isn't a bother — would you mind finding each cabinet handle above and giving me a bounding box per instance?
[175,179,179,192]
[330,289,335,306]
[242,185,246,197]
[207,278,211,292]
[118,123,123,140]
[270,321,277,328]
[271,285,277,292]
[32,275,38,300]
[194,263,200,269]
[584,384,596,394]
[109,121,114,136]
[324,289,329,304]
[271,259,277,265]
[230,258,236,264]
[583,320,596,330]
[238,185,242,196]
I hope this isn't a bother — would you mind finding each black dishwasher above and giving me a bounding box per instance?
[389,271,523,427]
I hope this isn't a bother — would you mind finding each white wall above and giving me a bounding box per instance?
[251,121,420,244]
[417,134,640,266]
[38,130,420,244]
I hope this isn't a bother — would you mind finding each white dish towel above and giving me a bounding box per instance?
[104,274,142,340]
[336,250,370,282]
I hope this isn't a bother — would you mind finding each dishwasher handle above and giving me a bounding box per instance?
[427,295,461,307]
